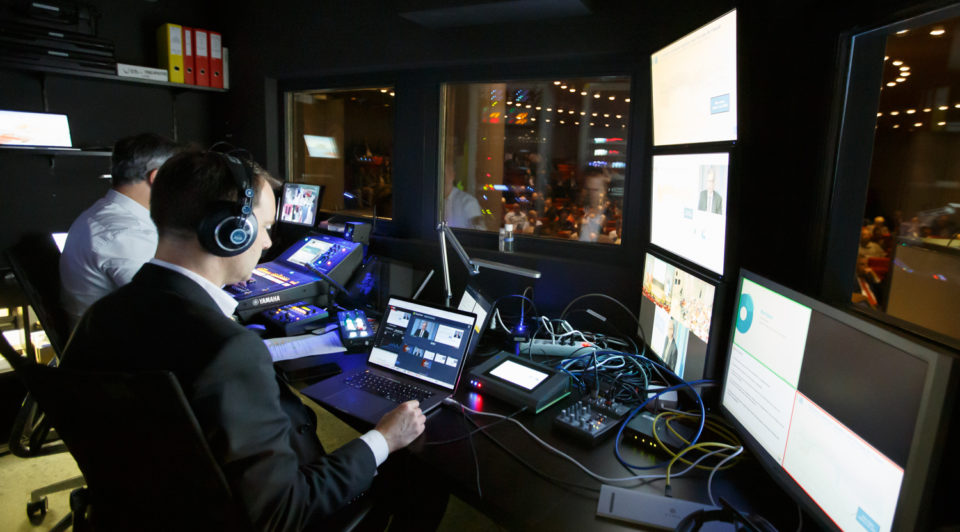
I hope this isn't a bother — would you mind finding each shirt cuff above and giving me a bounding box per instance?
[359,430,390,467]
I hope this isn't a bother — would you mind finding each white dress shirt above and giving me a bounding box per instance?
[147,259,390,467]
[60,189,158,325]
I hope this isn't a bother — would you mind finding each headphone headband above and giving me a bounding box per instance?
[196,149,259,257]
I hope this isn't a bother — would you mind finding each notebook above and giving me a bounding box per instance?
[0,109,77,150]
[305,296,476,425]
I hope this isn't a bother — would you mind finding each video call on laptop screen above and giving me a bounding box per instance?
[368,298,476,390]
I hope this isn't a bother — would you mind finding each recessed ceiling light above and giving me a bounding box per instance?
[590,122,595,126]
[892,60,904,66]
[569,88,576,93]
[507,101,513,105]
[546,108,552,111]
[896,78,906,82]
[899,65,910,71]
[608,96,615,101]
[930,28,945,36]
[580,111,586,116]
[603,113,610,117]
[906,109,916,114]
[914,122,922,127]
[877,112,883,117]
[575,121,579,125]
[546,119,551,123]
[536,106,542,110]
[560,85,567,89]
[525,104,531,108]
[389,92,395,97]
[580,91,587,96]
[893,124,900,128]
[605,123,610,127]
[592,112,598,116]
[896,29,909,35]
[901,71,911,76]
[616,114,622,119]
[594,93,601,99]
[625,98,631,103]
[554,81,561,85]
[955,103,960,108]
[939,105,949,110]
[884,56,889,60]
[559,120,565,124]
[568,110,574,114]
[380,88,388,93]
[886,82,896,87]
[890,111,900,115]
[923,108,931,112]
[937,121,946,126]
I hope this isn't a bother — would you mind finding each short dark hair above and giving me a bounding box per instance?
[111,133,181,187]
[150,150,279,239]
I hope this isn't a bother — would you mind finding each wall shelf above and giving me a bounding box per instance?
[0,147,111,156]
[0,61,227,93]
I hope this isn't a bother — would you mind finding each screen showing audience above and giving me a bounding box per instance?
[722,274,929,532]
[369,299,475,390]
[650,153,728,274]
[0,110,73,147]
[279,183,321,226]
[638,253,716,380]
[651,10,737,146]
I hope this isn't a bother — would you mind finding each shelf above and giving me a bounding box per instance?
[0,61,228,93]
[0,147,111,156]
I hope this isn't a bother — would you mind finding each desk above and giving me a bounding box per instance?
[300,352,803,531]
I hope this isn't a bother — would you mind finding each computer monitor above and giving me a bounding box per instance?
[638,251,718,381]
[303,134,339,158]
[278,183,323,227]
[651,9,737,146]
[721,270,955,531]
[650,152,728,275]
[457,283,493,356]
[0,109,74,148]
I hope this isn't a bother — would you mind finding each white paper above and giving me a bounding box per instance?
[264,330,345,362]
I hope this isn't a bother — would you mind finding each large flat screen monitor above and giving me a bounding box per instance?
[638,252,718,381]
[278,182,323,227]
[651,9,737,146]
[650,152,728,275]
[721,270,954,531]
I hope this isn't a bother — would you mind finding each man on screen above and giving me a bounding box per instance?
[697,167,723,215]
[414,321,432,339]
[662,319,680,370]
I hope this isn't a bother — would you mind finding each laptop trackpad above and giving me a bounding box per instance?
[327,389,395,422]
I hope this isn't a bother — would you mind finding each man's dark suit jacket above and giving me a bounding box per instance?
[62,264,376,531]
[698,190,723,215]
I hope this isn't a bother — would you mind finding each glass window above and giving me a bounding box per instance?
[286,87,394,219]
[440,77,631,244]
[853,13,960,344]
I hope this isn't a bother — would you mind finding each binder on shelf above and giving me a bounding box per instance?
[222,47,229,89]
[209,30,223,89]
[182,26,195,85]
[193,28,210,87]
[156,23,184,83]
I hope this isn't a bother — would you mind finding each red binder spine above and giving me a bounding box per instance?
[209,31,223,89]
[182,27,195,85]
[194,29,210,87]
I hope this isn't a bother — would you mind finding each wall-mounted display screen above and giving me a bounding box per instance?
[279,183,322,226]
[303,134,339,159]
[651,10,737,146]
[638,252,717,380]
[650,152,728,275]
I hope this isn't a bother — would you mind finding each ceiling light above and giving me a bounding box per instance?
[877,112,883,117]
[608,96,615,101]
[914,123,922,127]
[557,108,563,113]
[546,119,551,123]
[902,71,911,76]
[893,124,900,128]
[886,82,896,87]
[605,123,610,127]
[890,111,900,115]
[938,105,949,110]
[884,56,889,60]
[930,28,945,36]
[568,110,574,114]
[559,120,565,124]
[603,113,610,117]
[937,121,946,126]
[554,81,561,85]
[507,101,513,105]
[536,106,542,110]
[546,108,552,111]
[560,85,567,89]
[389,92,395,97]
[616,114,622,119]
[580,91,587,96]
[590,122,595,126]
[525,104,531,108]
[955,103,960,108]
[896,77,906,82]
[625,98,631,103]
[594,93,601,99]
[892,60,903,66]
[906,109,916,114]
[899,65,910,71]
[580,111,586,116]
[380,88,388,93]
[923,108,931,112]
[592,112,598,116]
[569,88,576,93]
[896,29,909,35]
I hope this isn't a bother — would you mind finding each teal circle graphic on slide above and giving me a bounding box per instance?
[736,293,754,334]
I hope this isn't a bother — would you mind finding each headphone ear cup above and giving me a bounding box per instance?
[197,201,259,257]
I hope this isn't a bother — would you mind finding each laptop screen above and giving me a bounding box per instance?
[0,110,73,148]
[369,298,476,390]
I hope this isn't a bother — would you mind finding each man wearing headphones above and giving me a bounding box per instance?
[60,133,181,326]
[62,150,429,530]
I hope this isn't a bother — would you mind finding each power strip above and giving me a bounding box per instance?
[596,486,729,530]
[516,338,598,357]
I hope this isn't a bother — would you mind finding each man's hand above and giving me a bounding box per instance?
[375,400,426,453]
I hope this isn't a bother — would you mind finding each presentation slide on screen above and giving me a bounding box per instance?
[286,239,333,267]
[434,324,465,349]
[641,253,715,343]
[781,393,903,532]
[458,291,488,334]
[651,10,737,146]
[386,309,412,329]
[280,184,320,225]
[650,153,729,274]
[0,110,73,147]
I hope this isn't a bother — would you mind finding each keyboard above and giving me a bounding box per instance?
[345,370,434,404]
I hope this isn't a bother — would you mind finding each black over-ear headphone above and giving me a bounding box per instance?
[197,152,259,257]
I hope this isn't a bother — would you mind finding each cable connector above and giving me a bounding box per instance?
[664,485,673,498]
[442,397,460,407]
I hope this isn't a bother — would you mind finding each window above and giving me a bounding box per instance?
[845,8,960,345]
[286,87,395,218]
[440,77,631,244]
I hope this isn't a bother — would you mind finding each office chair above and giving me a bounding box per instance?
[4,234,84,524]
[0,334,252,531]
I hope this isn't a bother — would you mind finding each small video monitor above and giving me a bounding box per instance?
[0,109,74,148]
[651,10,737,146]
[638,251,717,380]
[278,183,323,227]
[457,283,493,356]
[650,152,728,275]
[303,134,339,159]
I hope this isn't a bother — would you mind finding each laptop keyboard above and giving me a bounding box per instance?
[345,370,435,404]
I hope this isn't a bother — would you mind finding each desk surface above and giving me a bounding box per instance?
[300,351,803,531]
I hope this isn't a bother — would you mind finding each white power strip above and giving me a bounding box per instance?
[515,338,598,357]
[596,486,733,530]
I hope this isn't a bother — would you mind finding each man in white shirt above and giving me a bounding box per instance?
[60,133,181,325]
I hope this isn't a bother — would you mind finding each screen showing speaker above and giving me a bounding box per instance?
[638,252,717,380]
[721,270,954,531]
[279,183,322,227]
[651,10,737,146]
[650,152,728,275]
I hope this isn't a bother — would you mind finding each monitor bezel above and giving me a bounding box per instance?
[719,268,955,531]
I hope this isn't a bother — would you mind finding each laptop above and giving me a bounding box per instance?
[0,109,78,150]
[305,296,477,425]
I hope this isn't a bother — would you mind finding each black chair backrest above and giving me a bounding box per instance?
[5,233,71,355]
[0,336,252,531]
